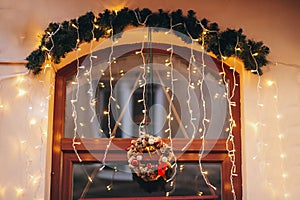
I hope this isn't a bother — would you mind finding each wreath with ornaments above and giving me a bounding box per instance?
[127,134,175,182]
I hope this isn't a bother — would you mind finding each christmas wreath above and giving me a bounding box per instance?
[127,134,175,182]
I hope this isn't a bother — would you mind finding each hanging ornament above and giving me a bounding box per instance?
[127,133,175,183]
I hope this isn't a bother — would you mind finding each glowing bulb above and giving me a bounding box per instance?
[17,76,25,82]
[103,111,109,115]
[284,193,290,198]
[278,134,284,139]
[276,114,282,119]
[80,106,86,111]
[30,175,41,185]
[15,187,24,197]
[266,80,274,86]
[198,191,203,196]
[30,118,37,125]
[204,118,210,123]
[18,89,27,97]
[106,184,112,191]
[71,24,78,29]
[0,186,6,197]
[106,29,112,34]
[280,153,286,159]
[20,140,27,144]
[282,173,288,178]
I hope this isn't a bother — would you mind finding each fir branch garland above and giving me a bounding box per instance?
[25,7,269,75]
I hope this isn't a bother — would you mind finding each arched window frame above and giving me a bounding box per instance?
[50,45,242,200]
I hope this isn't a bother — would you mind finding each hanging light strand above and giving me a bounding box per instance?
[133,10,151,134]
[270,78,289,199]
[226,34,240,200]
[70,21,82,163]
[197,22,217,191]
[88,19,97,123]
[217,33,240,200]
[165,17,178,184]
[100,22,115,171]
[181,23,198,151]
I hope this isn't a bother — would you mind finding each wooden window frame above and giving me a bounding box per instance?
[50,49,242,200]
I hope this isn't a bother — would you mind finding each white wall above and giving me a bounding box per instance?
[0,0,299,199]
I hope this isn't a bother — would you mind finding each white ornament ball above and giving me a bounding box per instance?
[161,156,168,163]
[137,155,143,161]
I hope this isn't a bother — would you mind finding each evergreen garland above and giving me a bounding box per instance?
[26,7,269,75]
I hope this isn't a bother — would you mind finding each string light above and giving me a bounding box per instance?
[216,31,241,200]
[18,89,27,97]
[181,23,198,151]
[164,17,177,184]
[30,118,37,125]
[88,19,97,123]
[70,19,83,163]
[15,187,25,197]
[267,76,289,199]
[196,22,217,192]
[99,21,115,172]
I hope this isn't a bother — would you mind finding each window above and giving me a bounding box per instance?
[51,43,241,200]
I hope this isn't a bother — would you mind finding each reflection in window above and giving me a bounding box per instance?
[64,52,230,139]
[73,162,221,200]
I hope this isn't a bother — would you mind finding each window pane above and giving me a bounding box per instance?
[72,162,222,200]
[65,52,229,139]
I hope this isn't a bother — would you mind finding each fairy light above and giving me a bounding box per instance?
[132,10,152,135]
[0,70,49,199]
[30,118,37,125]
[216,31,241,200]
[18,89,27,97]
[181,23,198,151]
[15,187,24,197]
[70,20,82,163]
[88,19,98,123]
[106,166,117,191]
[164,17,178,184]
[98,21,116,174]
[195,22,217,192]
[265,77,289,199]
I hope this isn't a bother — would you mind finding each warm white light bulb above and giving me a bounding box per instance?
[266,80,274,86]
[30,118,37,125]
[276,114,282,119]
[15,187,24,197]
[282,173,288,178]
[280,153,286,159]
[18,89,27,97]
[278,134,284,139]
